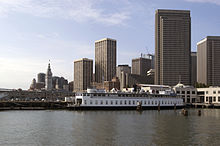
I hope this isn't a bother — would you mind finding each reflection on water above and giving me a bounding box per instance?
[0,109,220,146]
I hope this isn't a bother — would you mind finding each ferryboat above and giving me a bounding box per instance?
[67,88,184,110]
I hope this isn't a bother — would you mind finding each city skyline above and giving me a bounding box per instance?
[0,0,220,89]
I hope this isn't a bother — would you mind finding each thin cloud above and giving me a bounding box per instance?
[0,0,131,25]
[185,0,220,5]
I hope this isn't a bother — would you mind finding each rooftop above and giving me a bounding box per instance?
[95,38,116,43]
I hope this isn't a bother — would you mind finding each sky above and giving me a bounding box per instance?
[0,0,220,89]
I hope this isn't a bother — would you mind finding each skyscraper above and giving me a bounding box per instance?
[155,9,191,86]
[197,36,220,86]
[116,65,131,89]
[191,52,197,86]
[74,58,93,91]
[132,57,151,76]
[45,63,53,91]
[95,38,116,83]
[37,73,46,83]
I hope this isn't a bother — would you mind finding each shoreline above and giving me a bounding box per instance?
[1,101,220,111]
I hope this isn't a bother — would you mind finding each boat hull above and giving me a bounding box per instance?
[67,105,184,110]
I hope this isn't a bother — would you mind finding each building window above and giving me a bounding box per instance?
[213,91,216,94]
[206,97,208,102]
[115,101,118,105]
[218,97,220,102]
[177,91,180,94]
[101,100,103,104]
[206,91,208,94]
[124,100,127,105]
[187,91,190,94]
[148,101,150,105]
[218,91,220,94]
[95,100,98,104]
[111,101,113,105]
[192,91,195,94]
[90,101,92,105]
[129,100,131,105]
[152,101,154,105]
[214,97,216,102]
[182,91,185,94]
[144,100,147,104]
[106,100,108,105]
[162,101,163,104]
[133,101,135,105]
[155,101,157,105]
[120,101,122,105]
[84,100,87,104]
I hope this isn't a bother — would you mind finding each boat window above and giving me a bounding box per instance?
[90,101,92,105]
[133,101,135,105]
[152,101,154,105]
[95,100,98,104]
[101,100,103,104]
[115,101,118,105]
[148,101,150,105]
[129,100,131,105]
[124,100,127,105]
[83,93,86,96]
[120,101,122,105]
[111,101,113,105]
[106,100,108,105]
[162,101,163,104]
[155,101,157,105]
[84,100,87,104]
[144,100,146,104]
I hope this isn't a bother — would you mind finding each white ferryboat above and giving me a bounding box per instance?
[68,88,184,110]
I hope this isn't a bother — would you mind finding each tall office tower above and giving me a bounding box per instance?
[116,65,131,89]
[155,9,191,86]
[37,73,46,83]
[197,36,220,86]
[45,63,53,91]
[95,38,116,83]
[132,57,152,76]
[191,52,197,86]
[74,58,93,92]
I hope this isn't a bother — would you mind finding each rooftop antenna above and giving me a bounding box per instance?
[145,46,149,54]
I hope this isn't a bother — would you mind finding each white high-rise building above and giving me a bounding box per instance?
[46,63,53,91]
